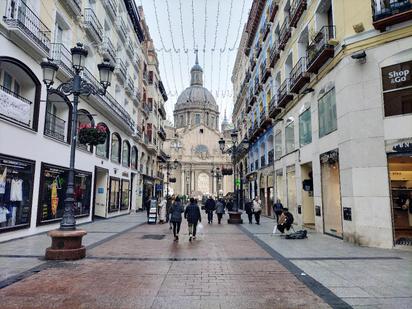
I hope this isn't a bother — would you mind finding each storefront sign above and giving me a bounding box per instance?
[320,150,339,164]
[382,60,412,91]
[0,90,31,125]
[386,138,412,153]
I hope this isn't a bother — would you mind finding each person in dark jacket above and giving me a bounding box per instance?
[184,198,202,241]
[277,208,294,233]
[170,197,184,241]
[215,198,225,224]
[205,196,216,224]
[273,199,284,223]
[244,198,253,224]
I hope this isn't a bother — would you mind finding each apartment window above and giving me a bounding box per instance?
[318,88,337,138]
[285,121,295,154]
[382,60,412,117]
[3,71,12,90]
[195,113,201,125]
[122,141,130,167]
[111,133,121,163]
[299,108,312,146]
[275,131,282,159]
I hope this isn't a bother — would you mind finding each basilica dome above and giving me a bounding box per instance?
[175,85,217,111]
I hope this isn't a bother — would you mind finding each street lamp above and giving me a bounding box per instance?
[40,42,114,260]
[218,130,249,223]
[211,167,223,196]
[160,157,180,198]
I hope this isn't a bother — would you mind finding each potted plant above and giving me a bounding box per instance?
[78,123,107,146]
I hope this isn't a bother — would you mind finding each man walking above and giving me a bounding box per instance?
[184,198,202,241]
[245,198,253,224]
[252,196,262,225]
[273,199,284,223]
[205,196,216,224]
[170,197,184,241]
[215,198,225,224]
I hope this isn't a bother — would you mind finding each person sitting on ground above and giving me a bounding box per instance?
[184,197,202,241]
[277,208,294,233]
[170,197,184,241]
[215,198,225,224]
[205,195,216,224]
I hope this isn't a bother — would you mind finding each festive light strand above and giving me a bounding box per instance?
[229,0,247,51]
[165,0,180,53]
[220,0,234,53]
[168,52,179,96]
[152,0,171,53]
[212,0,220,51]
[178,0,188,53]
[191,0,197,50]
[202,0,208,66]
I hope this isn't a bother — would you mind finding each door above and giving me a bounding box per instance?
[94,168,108,218]
[301,163,315,228]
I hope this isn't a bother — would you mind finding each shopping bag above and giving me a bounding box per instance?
[197,222,204,239]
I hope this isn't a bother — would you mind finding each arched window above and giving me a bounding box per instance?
[122,140,131,167]
[0,57,41,130]
[111,133,121,163]
[77,109,94,153]
[45,89,72,143]
[131,146,138,170]
[96,122,110,158]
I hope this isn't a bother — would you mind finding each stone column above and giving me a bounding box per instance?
[181,170,184,195]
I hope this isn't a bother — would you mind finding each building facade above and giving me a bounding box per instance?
[232,0,412,248]
[162,56,233,198]
[0,0,167,242]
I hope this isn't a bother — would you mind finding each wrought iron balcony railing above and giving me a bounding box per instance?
[125,76,134,95]
[115,57,127,81]
[290,0,307,28]
[101,36,116,62]
[269,1,279,22]
[45,112,66,142]
[306,25,335,74]
[372,0,412,30]
[0,84,32,127]
[58,0,82,16]
[51,43,74,77]
[289,57,310,93]
[278,79,293,108]
[3,0,51,55]
[115,16,128,41]
[269,41,280,68]
[103,0,117,20]
[279,16,291,50]
[84,8,103,42]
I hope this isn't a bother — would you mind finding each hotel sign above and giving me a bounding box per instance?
[382,60,412,91]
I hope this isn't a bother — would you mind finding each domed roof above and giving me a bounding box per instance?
[175,85,217,108]
[175,51,218,111]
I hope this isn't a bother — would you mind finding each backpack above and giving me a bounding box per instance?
[285,230,307,239]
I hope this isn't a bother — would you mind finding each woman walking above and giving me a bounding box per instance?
[158,198,167,224]
[215,198,225,224]
[252,196,262,225]
[170,196,184,241]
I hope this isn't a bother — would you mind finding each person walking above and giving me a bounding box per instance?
[158,198,167,224]
[184,197,202,241]
[215,198,225,224]
[170,196,184,241]
[245,198,253,224]
[205,196,216,224]
[252,196,262,225]
[273,199,284,223]
[166,196,174,229]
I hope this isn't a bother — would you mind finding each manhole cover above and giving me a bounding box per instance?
[142,234,165,240]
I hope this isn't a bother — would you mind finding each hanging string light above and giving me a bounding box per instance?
[165,0,180,53]
[178,0,188,53]
[220,0,234,53]
[229,0,247,51]
[212,0,220,51]
[191,0,197,51]
[153,0,171,53]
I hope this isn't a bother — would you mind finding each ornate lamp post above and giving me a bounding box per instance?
[218,130,248,224]
[160,157,179,197]
[210,167,223,197]
[40,43,114,260]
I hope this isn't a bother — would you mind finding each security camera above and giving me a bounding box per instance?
[351,51,366,60]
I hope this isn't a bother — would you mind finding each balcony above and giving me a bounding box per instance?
[133,89,141,106]
[84,8,103,43]
[157,127,166,141]
[255,41,262,58]
[133,54,140,72]
[115,58,127,83]
[268,149,274,165]
[279,16,291,50]
[278,79,293,108]
[44,112,66,142]
[260,110,271,126]
[115,16,128,42]
[3,0,51,58]
[126,38,134,58]
[263,22,272,41]
[51,43,74,79]
[100,36,116,62]
[269,42,280,68]
[269,1,279,22]
[143,71,149,85]
[260,61,271,84]
[58,0,82,16]
[82,68,134,132]
[290,0,307,28]
[250,57,257,71]
[372,0,412,31]
[103,0,117,21]
[158,104,167,120]
[289,57,310,94]
[306,26,335,74]
[269,93,279,117]
[125,76,134,95]
[0,85,33,127]
[261,156,266,168]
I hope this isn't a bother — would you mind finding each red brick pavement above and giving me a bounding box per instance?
[0,215,331,309]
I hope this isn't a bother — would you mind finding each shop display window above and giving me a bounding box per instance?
[37,163,91,225]
[285,121,295,154]
[109,177,120,212]
[318,88,337,138]
[120,180,130,210]
[0,154,35,233]
[388,156,412,245]
[275,131,282,159]
[299,108,312,146]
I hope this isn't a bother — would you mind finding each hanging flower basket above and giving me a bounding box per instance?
[78,124,107,146]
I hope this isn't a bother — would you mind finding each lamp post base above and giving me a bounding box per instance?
[45,229,87,260]
[227,211,243,224]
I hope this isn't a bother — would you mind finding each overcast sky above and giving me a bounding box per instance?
[135,0,253,124]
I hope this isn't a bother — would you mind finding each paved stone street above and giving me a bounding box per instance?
[0,213,411,308]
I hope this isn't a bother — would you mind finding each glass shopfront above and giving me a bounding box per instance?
[320,150,343,238]
[120,179,130,211]
[286,166,297,217]
[109,177,120,212]
[38,163,91,225]
[0,154,35,233]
